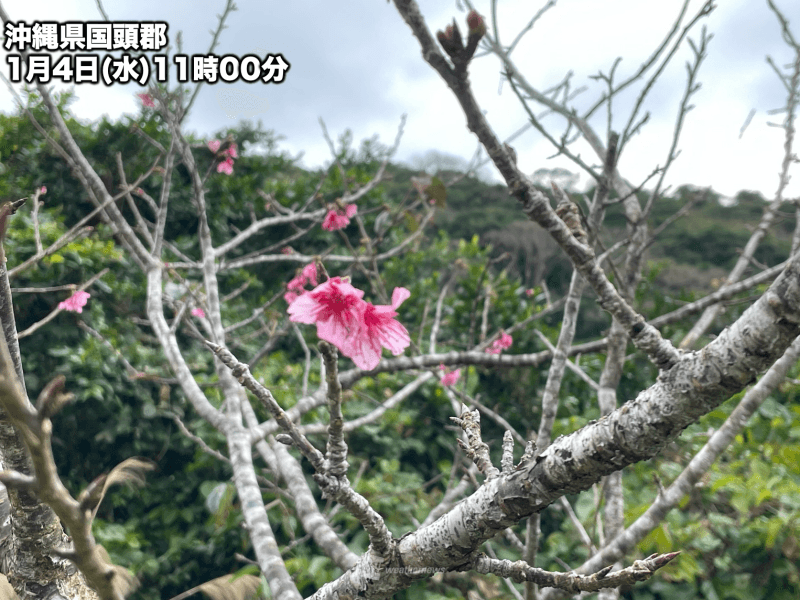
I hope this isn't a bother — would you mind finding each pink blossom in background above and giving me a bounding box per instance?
[40,186,47,194]
[439,364,461,387]
[301,262,318,287]
[497,331,513,349]
[285,263,319,300]
[217,157,234,175]
[224,143,238,159]
[322,204,357,231]
[287,273,307,293]
[525,289,534,297]
[191,307,205,318]
[207,139,221,153]
[58,290,91,313]
[281,246,295,255]
[137,92,155,108]
[486,330,513,354]
[343,287,411,370]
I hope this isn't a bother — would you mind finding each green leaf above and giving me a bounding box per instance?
[427,175,447,208]
[404,210,419,233]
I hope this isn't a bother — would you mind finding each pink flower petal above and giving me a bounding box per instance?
[287,273,307,292]
[345,302,410,368]
[391,287,411,309]
[207,139,221,153]
[302,262,318,287]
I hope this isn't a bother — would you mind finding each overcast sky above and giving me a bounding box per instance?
[1,0,797,201]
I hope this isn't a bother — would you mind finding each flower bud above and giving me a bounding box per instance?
[437,22,464,56]
[467,10,486,37]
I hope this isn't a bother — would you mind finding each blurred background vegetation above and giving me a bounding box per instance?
[0,90,798,600]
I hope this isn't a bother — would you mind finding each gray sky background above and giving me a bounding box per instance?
[1,0,797,201]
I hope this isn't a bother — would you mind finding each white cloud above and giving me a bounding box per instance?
[0,0,796,199]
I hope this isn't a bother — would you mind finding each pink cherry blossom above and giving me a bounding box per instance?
[191,307,205,318]
[224,143,238,159]
[207,139,221,153]
[217,157,234,175]
[281,246,296,255]
[288,280,410,370]
[58,290,91,313]
[497,331,513,348]
[286,263,319,298]
[137,92,155,108]
[40,186,47,195]
[439,364,461,387]
[302,262,318,287]
[343,287,411,370]
[322,204,357,231]
[288,277,365,350]
[287,273,307,293]
[525,289,534,297]
[486,331,513,354]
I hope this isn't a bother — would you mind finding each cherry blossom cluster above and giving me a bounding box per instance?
[485,331,513,354]
[287,275,410,371]
[58,290,91,313]
[284,262,319,305]
[322,203,357,231]
[137,92,155,108]
[439,365,461,386]
[208,139,239,175]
